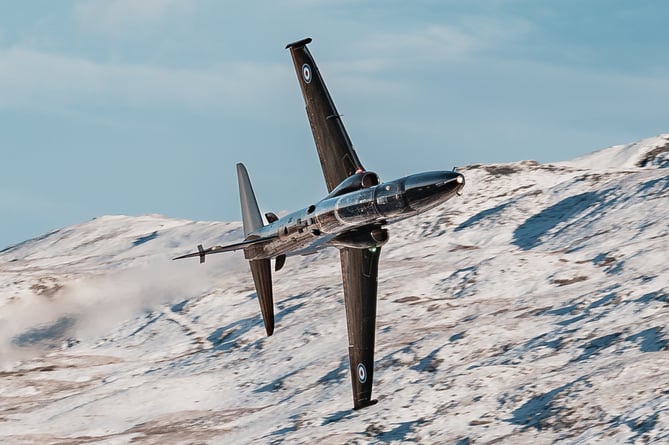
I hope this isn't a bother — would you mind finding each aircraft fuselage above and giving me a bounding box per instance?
[244,170,464,260]
[175,38,467,410]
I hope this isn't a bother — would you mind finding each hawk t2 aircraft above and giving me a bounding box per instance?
[175,38,465,409]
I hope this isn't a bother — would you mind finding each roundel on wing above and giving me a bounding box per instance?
[302,64,312,84]
[357,363,367,384]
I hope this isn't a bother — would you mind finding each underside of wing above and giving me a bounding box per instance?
[286,38,365,192]
[339,246,381,409]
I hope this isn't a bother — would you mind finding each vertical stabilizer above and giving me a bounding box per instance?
[237,163,264,237]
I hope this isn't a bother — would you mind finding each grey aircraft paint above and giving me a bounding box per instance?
[175,38,465,410]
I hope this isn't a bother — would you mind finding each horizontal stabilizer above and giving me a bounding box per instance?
[173,234,277,262]
[250,258,275,336]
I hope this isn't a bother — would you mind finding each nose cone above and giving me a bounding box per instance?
[404,171,465,212]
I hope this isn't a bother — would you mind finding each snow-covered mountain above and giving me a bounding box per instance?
[1,135,669,444]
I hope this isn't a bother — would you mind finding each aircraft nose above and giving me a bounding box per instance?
[454,173,465,188]
[404,171,465,211]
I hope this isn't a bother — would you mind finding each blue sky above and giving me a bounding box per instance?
[1,1,668,249]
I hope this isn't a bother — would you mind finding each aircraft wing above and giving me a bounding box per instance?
[339,246,381,409]
[286,38,365,192]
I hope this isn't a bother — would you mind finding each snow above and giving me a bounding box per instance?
[558,134,669,171]
[1,135,669,444]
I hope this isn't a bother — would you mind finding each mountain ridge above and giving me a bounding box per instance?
[1,135,668,444]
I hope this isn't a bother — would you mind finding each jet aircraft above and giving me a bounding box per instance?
[175,38,465,409]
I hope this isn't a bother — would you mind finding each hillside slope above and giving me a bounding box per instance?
[1,135,669,444]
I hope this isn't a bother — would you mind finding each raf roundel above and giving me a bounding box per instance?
[357,363,367,384]
[302,64,312,84]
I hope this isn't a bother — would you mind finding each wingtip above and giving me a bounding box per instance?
[353,399,378,410]
[264,317,275,336]
[285,37,312,49]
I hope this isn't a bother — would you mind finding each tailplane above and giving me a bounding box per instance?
[172,235,277,262]
[236,163,275,336]
[249,258,274,336]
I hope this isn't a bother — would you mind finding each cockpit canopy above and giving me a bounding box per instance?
[326,171,380,199]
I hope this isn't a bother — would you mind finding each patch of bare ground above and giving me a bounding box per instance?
[7,408,268,445]
[0,378,94,416]
[127,408,266,443]
[29,277,63,298]
[490,183,536,199]
[552,276,588,287]
[484,165,519,176]
[596,256,616,267]
[0,355,124,377]
[449,244,479,252]
[638,142,669,167]
[393,296,421,304]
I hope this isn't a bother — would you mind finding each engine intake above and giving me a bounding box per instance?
[330,227,389,249]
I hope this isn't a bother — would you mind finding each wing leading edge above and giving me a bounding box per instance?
[286,38,365,192]
[339,246,381,409]
[287,38,381,409]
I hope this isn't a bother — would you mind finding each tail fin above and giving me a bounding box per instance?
[236,163,275,336]
[237,163,264,237]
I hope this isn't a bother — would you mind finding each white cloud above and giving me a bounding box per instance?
[0,46,288,113]
[363,25,480,62]
[0,189,62,214]
[359,16,532,64]
[73,0,193,32]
